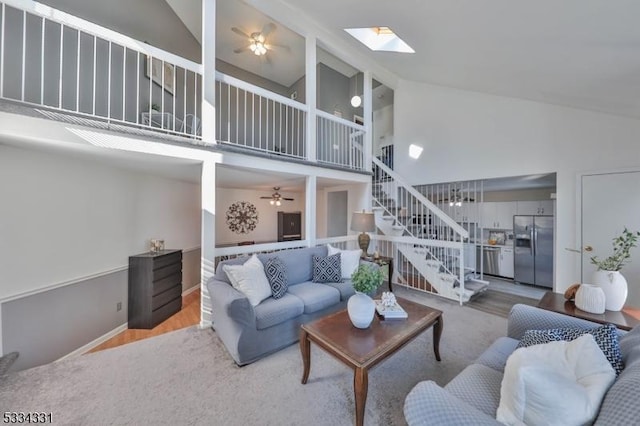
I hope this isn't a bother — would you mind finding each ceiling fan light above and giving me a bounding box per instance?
[270,199,275,205]
[275,200,281,206]
[249,42,257,52]
[351,95,362,108]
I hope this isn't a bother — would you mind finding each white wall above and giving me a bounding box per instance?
[0,144,201,301]
[393,80,640,293]
[373,104,394,156]
[215,187,304,245]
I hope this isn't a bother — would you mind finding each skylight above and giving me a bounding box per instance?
[344,27,415,53]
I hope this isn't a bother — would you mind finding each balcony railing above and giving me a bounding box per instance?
[316,110,365,171]
[0,0,203,138]
[0,0,368,171]
[215,72,307,159]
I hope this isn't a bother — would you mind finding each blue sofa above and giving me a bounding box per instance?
[404,304,640,425]
[206,246,364,365]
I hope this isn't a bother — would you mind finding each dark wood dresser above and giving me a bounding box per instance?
[128,249,183,329]
[277,211,302,241]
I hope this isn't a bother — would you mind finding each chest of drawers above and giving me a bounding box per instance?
[128,249,182,329]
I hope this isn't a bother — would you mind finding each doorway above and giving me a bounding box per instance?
[327,190,348,237]
[581,170,640,306]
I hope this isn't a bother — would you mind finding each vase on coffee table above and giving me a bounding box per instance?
[347,292,375,329]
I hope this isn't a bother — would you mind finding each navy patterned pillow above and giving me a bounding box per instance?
[312,253,342,283]
[264,257,288,299]
[517,323,624,375]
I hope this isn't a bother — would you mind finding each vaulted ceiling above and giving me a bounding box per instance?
[213,0,640,119]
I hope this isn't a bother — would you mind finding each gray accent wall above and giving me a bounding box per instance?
[2,270,128,372]
[317,63,363,120]
[2,249,201,373]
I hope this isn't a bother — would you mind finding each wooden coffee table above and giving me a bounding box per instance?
[299,297,443,426]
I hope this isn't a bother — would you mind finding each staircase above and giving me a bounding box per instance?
[371,158,488,304]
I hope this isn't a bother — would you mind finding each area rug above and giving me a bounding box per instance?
[0,289,506,426]
[466,289,540,318]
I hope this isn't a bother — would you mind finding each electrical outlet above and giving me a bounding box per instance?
[116,302,122,312]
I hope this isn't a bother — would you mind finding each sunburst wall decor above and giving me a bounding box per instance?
[226,201,259,234]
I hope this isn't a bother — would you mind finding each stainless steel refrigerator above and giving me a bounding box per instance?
[513,215,554,288]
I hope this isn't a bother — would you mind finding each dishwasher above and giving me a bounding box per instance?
[476,245,500,276]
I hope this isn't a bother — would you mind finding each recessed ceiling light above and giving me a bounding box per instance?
[344,26,415,53]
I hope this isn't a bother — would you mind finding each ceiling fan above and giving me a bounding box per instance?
[260,187,294,206]
[231,23,290,59]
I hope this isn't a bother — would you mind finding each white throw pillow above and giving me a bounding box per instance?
[497,334,615,426]
[327,244,362,279]
[223,254,272,307]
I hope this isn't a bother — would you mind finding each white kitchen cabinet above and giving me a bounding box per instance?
[539,200,554,215]
[454,203,478,223]
[499,247,514,278]
[480,202,516,229]
[517,200,555,216]
[495,202,517,230]
[479,202,496,229]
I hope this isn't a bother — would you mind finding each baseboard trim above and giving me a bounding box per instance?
[182,283,201,297]
[56,323,128,361]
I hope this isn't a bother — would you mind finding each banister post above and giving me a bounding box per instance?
[201,0,216,145]
[305,35,316,162]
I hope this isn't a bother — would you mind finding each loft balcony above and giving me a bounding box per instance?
[0,0,369,173]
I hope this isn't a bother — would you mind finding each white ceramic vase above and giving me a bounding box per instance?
[592,270,628,311]
[347,292,375,329]
[575,284,606,314]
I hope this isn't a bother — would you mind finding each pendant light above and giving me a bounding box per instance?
[351,73,362,108]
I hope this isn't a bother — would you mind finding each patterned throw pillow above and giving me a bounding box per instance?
[517,323,624,375]
[312,253,342,283]
[264,257,288,299]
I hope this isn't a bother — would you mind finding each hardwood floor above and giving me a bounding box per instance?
[87,289,201,354]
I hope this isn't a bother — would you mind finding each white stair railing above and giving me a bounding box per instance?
[372,157,472,304]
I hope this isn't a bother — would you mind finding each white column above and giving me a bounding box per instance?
[363,70,373,171]
[305,175,317,247]
[363,70,373,209]
[200,160,216,328]
[305,35,317,162]
[201,0,216,144]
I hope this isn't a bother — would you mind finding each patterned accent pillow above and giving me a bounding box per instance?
[264,257,288,299]
[312,253,342,283]
[517,323,624,375]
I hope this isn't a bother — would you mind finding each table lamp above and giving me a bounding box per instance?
[351,210,376,255]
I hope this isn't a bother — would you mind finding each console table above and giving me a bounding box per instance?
[537,291,640,331]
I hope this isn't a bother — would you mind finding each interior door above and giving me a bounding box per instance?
[582,171,640,306]
[327,191,348,237]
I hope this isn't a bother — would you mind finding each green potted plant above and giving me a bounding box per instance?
[348,264,386,329]
[590,227,640,311]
